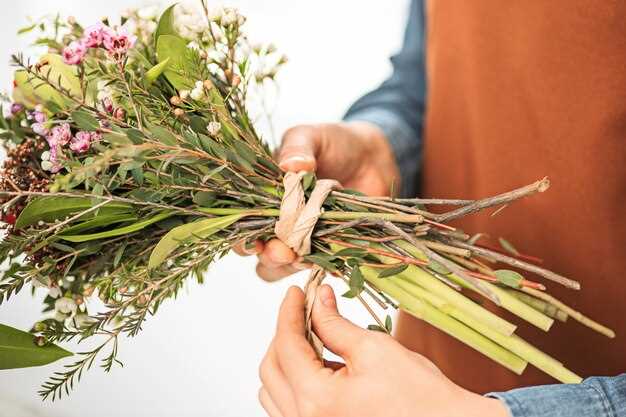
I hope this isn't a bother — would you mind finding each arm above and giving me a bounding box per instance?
[344,0,426,198]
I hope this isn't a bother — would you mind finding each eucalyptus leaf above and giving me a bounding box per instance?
[498,237,520,256]
[333,248,367,258]
[149,214,244,269]
[71,110,99,131]
[494,269,524,289]
[155,3,179,40]
[377,264,408,278]
[15,197,132,229]
[144,57,170,87]
[0,323,72,369]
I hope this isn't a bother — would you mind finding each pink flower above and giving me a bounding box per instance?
[32,122,49,136]
[47,123,72,147]
[82,23,113,48]
[62,40,87,65]
[69,131,92,153]
[103,28,137,57]
[101,97,114,114]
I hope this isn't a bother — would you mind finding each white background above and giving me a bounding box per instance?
[0,1,409,416]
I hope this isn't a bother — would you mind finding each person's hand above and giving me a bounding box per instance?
[258,285,510,417]
[234,122,401,281]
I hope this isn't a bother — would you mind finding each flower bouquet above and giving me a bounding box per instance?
[0,1,614,401]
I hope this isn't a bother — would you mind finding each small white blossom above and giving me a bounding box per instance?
[41,160,54,172]
[190,86,205,101]
[55,297,77,315]
[73,314,94,329]
[41,150,50,161]
[166,259,174,268]
[207,121,221,136]
[179,90,190,100]
[207,6,224,22]
[187,41,200,50]
[37,220,44,226]
[54,311,69,322]
[221,8,238,26]
[137,5,159,20]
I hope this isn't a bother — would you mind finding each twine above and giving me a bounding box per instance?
[274,172,341,358]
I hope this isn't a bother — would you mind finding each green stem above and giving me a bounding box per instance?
[503,289,568,323]
[360,266,528,375]
[197,207,423,223]
[393,278,582,384]
[394,240,555,332]
[366,243,518,336]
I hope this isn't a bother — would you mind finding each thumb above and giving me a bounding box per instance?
[311,284,367,360]
[278,125,321,173]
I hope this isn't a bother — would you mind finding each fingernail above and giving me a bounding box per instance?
[279,155,315,172]
[318,285,336,308]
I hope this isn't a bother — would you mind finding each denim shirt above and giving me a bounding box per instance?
[343,1,626,416]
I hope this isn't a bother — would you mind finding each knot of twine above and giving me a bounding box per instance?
[274,172,341,358]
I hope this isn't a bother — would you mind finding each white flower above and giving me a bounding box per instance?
[41,160,54,172]
[55,297,77,315]
[190,86,204,101]
[187,41,200,50]
[54,311,69,322]
[221,8,238,26]
[41,150,50,161]
[137,5,159,20]
[195,80,204,89]
[207,121,221,136]
[48,286,62,299]
[266,43,277,54]
[208,6,224,22]
[179,90,190,100]
[73,314,94,329]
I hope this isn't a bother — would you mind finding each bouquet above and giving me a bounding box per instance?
[0,1,614,401]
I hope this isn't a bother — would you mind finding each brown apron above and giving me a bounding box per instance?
[395,0,626,393]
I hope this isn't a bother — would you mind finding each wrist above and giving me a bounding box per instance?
[455,390,511,417]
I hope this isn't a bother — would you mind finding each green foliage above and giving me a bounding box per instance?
[377,264,408,278]
[149,214,244,269]
[15,197,132,229]
[0,323,72,369]
[495,269,524,289]
[144,57,171,87]
[156,35,193,90]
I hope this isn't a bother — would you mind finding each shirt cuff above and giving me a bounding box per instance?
[343,108,421,198]
[486,376,622,417]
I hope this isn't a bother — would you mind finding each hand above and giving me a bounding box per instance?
[258,285,510,417]
[234,122,401,281]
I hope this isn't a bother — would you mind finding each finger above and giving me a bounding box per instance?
[261,239,297,266]
[256,263,300,282]
[275,287,324,388]
[258,387,285,417]
[259,341,300,417]
[311,284,367,361]
[233,239,264,256]
[278,126,320,172]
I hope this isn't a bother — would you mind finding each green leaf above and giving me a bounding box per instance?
[13,54,81,109]
[192,191,217,207]
[15,197,132,229]
[0,323,72,369]
[302,173,316,191]
[348,266,365,296]
[427,260,451,275]
[71,110,99,131]
[156,34,192,90]
[367,325,387,333]
[302,254,337,272]
[147,123,178,146]
[60,210,176,242]
[149,214,244,269]
[498,237,520,256]
[333,248,367,258]
[155,3,179,41]
[144,57,170,87]
[58,213,139,235]
[377,264,408,278]
[494,269,524,289]
[385,315,393,332]
[17,23,38,35]
[102,132,132,145]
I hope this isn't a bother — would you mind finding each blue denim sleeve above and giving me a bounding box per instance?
[487,374,626,417]
[343,0,426,198]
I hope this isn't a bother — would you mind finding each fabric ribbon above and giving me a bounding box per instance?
[274,172,341,358]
